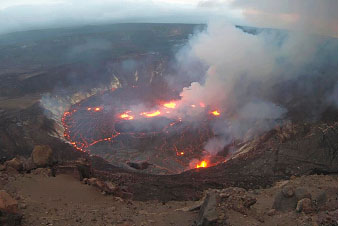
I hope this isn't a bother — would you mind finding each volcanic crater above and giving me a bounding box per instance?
[0,23,336,204]
[62,83,227,175]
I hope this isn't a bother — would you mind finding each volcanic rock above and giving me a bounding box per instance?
[18,203,27,210]
[314,191,327,208]
[105,181,117,193]
[22,157,36,172]
[243,196,257,208]
[282,186,295,198]
[87,178,98,186]
[120,190,133,200]
[31,168,53,177]
[5,158,23,172]
[95,180,108,191]
[197,190,218,226]
[295,187,312,201]
[296,198,313,214]
[0,211,22,226]
[176,201,203,212]
[218,187,257,213]
[86,178,120,195]
[82,178,88,184]
[31,145,53,167]
[75,158,92,180]
[5,167,19,175]
[0,190,18,214]
[272,190,297,211]
[267,209,276,216]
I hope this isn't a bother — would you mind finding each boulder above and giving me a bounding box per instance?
[295,187,312,201]
[5,166,19,175]
[296,198,313,214]
[282,186,295,198]
[82,178,88,184]
[90,179,118,195]
[105,181,117,193]
[31,145,53,167]
[197,191,218,226]
[267,209,276,216]
[272,190,297,211]
[0,191,18,213]
[5,158,23,172]
[87,178,98,186]
[22,157,36,172]
[95,180,108,191]
[243,196,257,208]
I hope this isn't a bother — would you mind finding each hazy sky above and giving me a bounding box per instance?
[0,0,337,36]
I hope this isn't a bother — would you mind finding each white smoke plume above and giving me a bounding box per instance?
[173,20,337,158]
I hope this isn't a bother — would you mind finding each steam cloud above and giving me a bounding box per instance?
[173,21,337,158]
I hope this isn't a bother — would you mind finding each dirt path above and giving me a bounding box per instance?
[5,174,197,226]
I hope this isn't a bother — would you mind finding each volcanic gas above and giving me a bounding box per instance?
[61,85,227,174]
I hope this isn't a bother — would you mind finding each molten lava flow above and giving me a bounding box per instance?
[141,110,161,117]
[196,160,208,168]
[120,111,134,120]
[62,110,86,152]
[163,101,176,109]
[211,110,220,116]
[86,107,102,112]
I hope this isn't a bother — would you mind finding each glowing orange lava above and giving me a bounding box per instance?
[62,94,228,173]
[211,110,220,116]
[120,111,134,120]
[196,160,208,168]
[141,110,161,117]
[163,102,176,109]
